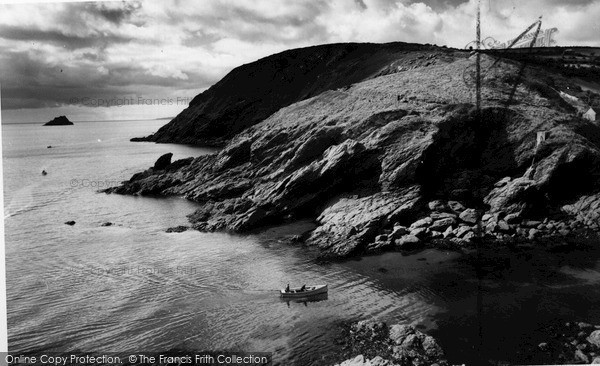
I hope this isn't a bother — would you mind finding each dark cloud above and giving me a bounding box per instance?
[405,0,468,11]
[81,52,103,62]
[84,1,142,25]
[177,1,329,44]
[0,49,216,110]
[354,0,368,10]
[0,25,133,49]
[1,0,598,120]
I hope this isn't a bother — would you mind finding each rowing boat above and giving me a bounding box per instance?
[280,284,328,298]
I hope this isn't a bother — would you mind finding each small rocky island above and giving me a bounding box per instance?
[43,115,73,126]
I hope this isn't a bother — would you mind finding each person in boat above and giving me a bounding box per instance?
[300,284,306,292]
[285,284,290,293]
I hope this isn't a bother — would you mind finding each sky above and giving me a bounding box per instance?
[0,0,599,123]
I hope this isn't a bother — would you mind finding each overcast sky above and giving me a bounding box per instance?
[0,0,598,123]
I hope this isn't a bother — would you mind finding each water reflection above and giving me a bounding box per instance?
[280,293,329,307]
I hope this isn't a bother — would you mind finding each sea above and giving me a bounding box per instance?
[3,119,600,365]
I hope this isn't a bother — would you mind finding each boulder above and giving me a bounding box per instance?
[367,240,393,252]
[430,230,443,239]
[100,222,113,227]
[505,212,521,224]
[497,220,511,232]
[428,200,447,212]
[390,225,409,239]
[166,225,189,233]
[575,349,589,364]
[375,234,389,242]
[388,324,446,364]
[395,235,421,249]
[454,225,472,239]
[494,176,511,187]
[462,231,476,242]
[410,227,428,239]
[430,217,456,231]
[528,228,539,240]
[447,200,466,213]
[64,221,76,226]
[562,194,600,229]
[577,322,594,330]
[309,188,421,256]
[337,321,447,366]
[522,220,542,228]
[430,212,457,220]
[588,330,600,348]
[442,226,454,238]
[459,208,479,224]
[335,355,366,366]
[153,153,173,170]
[410,217,432,229]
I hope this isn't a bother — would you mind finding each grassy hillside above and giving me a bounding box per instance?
[133,42,464,146]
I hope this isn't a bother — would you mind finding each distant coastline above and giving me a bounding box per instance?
[2,118,170,125]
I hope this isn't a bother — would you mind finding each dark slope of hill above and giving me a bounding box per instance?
[108,49,600,257]
[132,42,461,146]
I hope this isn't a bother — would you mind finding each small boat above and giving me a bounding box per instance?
[280,284,328,298]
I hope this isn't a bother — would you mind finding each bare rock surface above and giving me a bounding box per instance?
[107,46,600,257]
[334,321,448,366]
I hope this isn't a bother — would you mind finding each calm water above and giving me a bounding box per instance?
[3,120,600,365]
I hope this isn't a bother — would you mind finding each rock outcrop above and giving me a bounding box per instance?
[532,321,600,365]
[153,153,173,170]
[107,45,600,257]
[44,116,73,126]
[334,321,448,366]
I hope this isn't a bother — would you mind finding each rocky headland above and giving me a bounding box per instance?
[131,42,456,146]
[106,42,600,259]
[44,115,73,126]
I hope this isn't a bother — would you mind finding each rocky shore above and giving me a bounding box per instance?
[106,48,600,258]
[532,322,600,364]
[334,321,448,366]
[364,193,599,254]
[334,320,600,366]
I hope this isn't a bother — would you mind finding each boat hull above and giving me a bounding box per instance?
[280,284,328,298]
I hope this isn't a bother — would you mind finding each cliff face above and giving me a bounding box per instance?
[109,46,600,257]
[133,42,457,146]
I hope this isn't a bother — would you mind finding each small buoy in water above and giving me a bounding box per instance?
[42,170,47,175]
